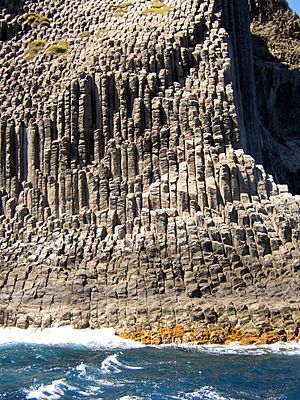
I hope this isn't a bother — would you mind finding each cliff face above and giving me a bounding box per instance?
[251,0,300,194]
[249,0,289,20]
[0,0,299,343]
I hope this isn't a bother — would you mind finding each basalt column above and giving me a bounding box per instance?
[220,0,262,162]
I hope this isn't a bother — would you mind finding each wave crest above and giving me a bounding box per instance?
[25,379,75,400]
[101,353,143,374]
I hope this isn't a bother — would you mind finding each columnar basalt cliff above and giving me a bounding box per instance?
[0,0,299,344]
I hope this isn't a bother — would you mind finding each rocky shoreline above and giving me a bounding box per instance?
[118,327,300,346]
[2,296,300,346]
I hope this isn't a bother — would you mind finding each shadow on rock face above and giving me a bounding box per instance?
[273,81,300,140]
[252,34,280,63]
[252,32,300,194]
[0,0,23,12]
[0,0,24,41]
[249,0,289,22]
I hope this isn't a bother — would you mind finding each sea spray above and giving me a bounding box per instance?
[0,327,144,348]
[25,380,76,400]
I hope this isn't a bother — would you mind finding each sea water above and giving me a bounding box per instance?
[0,327,300,400]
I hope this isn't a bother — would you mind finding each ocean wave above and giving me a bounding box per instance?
[101,353,143,374]
[146,387,232,400]
[183,386,233,400]
[24,379,76,400]
[161,341,300,356]
[75,362,87,372]
[196,342,300,356]
[100,354,122,374]
[74,362,88,379]
[0,327,144,349]
[118,397,145,400]
[1,326,300,356]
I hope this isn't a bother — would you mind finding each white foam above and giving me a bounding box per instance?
[25,379,75,400]
[75,362,87,373]
[74,362,88,380]
[265,341,300,356]
[168,341,300,356]
[101,353,143,374]
[184,386,232,400]
[1,327,299,355]
[0,327,144,349]
[101,354,123,374]
[118,397,144,400]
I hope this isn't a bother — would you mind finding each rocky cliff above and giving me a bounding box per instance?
[0,0,299,345]
[251,0,300,194]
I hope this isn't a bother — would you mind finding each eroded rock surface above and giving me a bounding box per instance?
[0,0,299,341]
[251,0,300,194]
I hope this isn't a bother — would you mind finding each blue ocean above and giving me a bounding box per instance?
[0,327,300,400]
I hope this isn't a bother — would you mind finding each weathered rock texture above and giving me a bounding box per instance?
[0,0,299,343]
[251,0,300,194]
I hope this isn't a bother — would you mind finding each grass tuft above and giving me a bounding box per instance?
[143,0,174,15]
[25,12,50,27]
[113,1,133,8]
[111,1,133,17]
[46,40,69,57]
[25,39,47,59]
[80,30,91,38]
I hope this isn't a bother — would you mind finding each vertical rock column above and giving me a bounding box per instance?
[5,122,16,190]
[27,124,39,185]
[0,120,6,189]
[220,0,262,162]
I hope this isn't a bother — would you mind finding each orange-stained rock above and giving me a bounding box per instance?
[225,328,244,344]
[172,325,185,338]
[150,333,162,345]
[117,326,298,346]
[182,332,196,344]
[194,329,210,345]
[260,331,281,344]
[157,327,173,344]
[238,334,260,345]
[210,329,226,344]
